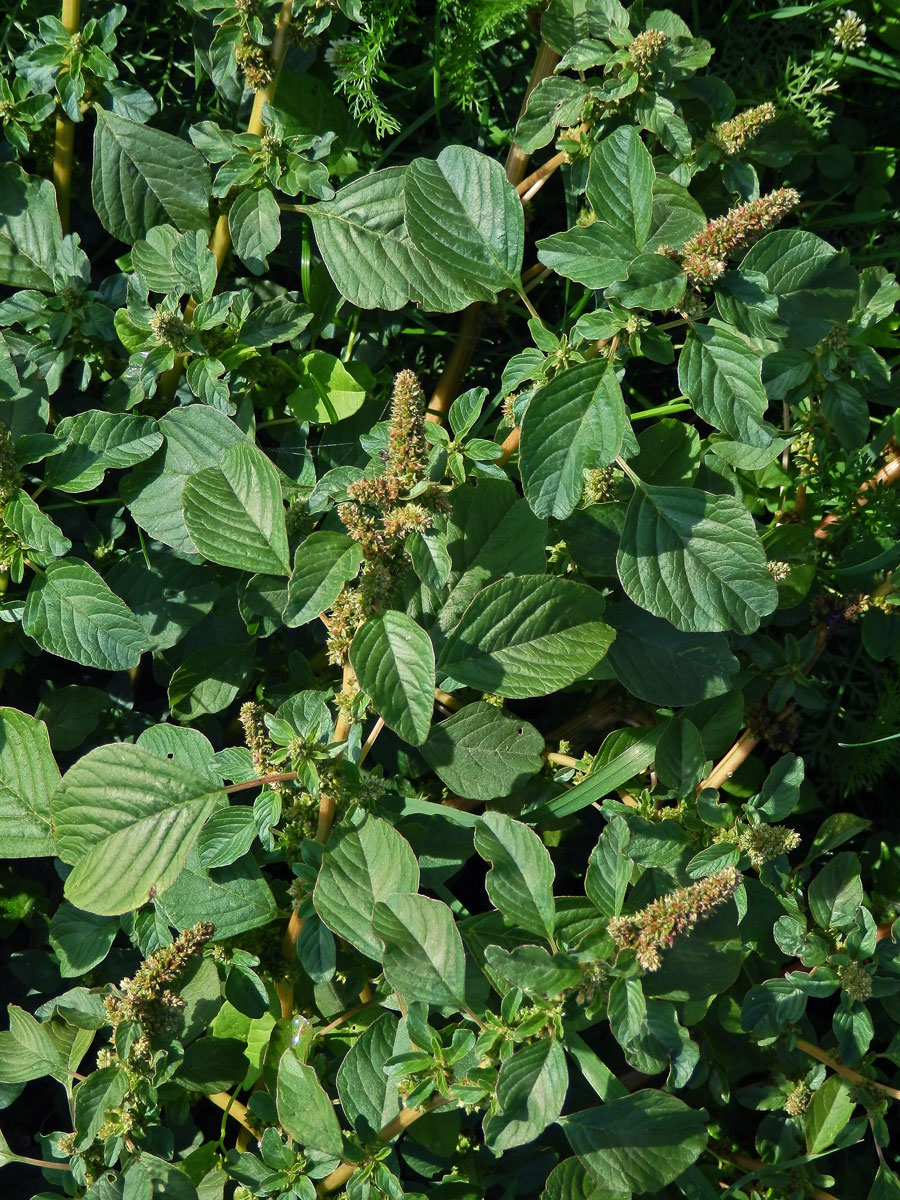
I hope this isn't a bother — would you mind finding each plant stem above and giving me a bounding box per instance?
[206,1090,256,1134]
[544,751,581,769]
[224,771,298,794]
[359,716,384,765]
[796,1038,900,1102]
[316,1096,453,1196]
[13,1154,72,1171]
[52,0,81,234]
[317,999,373,1037]
[519,290,540,320]
[516,149,568,203]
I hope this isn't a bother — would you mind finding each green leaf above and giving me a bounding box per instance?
[372,893,467,1007]
[285,352,369,424]
[404,145,524,301]
[655,718,706,799]
[729,230,858,348]
[406,528,452,591]
[0,1005,67,1084]
[0,164,61,289]
[543,1157,627,1200]
[586,817,631,917]
[608,976,646,1046]
[156,851,278,939]
[536,223,636,289]
[421,702,544,801]
[198,808,257,870]
[520,360,627,519]
[741,978,807,1038]
[474,811,556,942]
[562,1090,708,1194]
[92,108,211,242]
[229,186,281,274]
[349,612,435,746]
[49,903,118,977]
[484,945,581,996]
[805,1075,855,1155]
[484,1040,568,1152]
[183,442,290,575]
[439,479,547,634]
[514,76,587,153]
[749,754,804,822]
[605,254,686,311]
[168,642,256,720]
[645,175,706,253]
[869,1167,900,1200]
[23,558,148,671]
[337,1014,410,1137]
[822,381,869,450]
[808,852,864,931]
[439,575,615,698]
[305,166,474,312]
[616,483,778,634]
[605,602,739,706]
[2,490,71,555]
[122,405,247,554]
[313,812,420,960]
[276,1053,344,1156]
[74,1067,129,1150]
[632,418,700,487]
[679,323,776,447]
[0,707,59,857]
[52,743,224,915]
[45,410,163,492]
[587,127,655,247]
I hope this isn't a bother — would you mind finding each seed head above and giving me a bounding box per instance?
[683,189,801,267]
[608,867,741,971]
[713,103,777,156]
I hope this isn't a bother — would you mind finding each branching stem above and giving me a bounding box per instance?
[316,1096,453,1195]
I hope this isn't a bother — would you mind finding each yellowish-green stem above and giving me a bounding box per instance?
[52,0,81,233]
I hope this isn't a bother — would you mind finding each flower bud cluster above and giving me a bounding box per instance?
[784,1080,813,1116]
[581,466,617,505]
[737,823,801,868]
[628,29,668,77]
[713,103,777,156]
[766,561,792,583]
[608,867,741,971]
[149,309,191,352]
[838,960,872,1002]
[239,701,275,776]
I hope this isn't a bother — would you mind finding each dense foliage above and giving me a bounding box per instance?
[1,1,900,1199]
